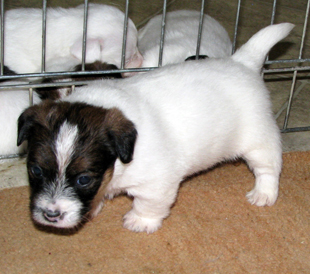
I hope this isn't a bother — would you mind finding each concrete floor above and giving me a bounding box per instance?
[1,0,309,189]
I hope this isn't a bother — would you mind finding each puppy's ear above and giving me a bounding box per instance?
[108,126,137,164]
[122,50,144,77]
[70,38,102,63]
[105,108,137,164]
[17,101,58,146]
[125,50,143,69]
[17,106,37,146]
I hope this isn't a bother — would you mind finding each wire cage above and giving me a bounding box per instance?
[0,0,309,159]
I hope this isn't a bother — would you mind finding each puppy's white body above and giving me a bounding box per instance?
[63,23,293,233]
[4,4,142,73]
[138,10,232,68]
[0,83,41,156]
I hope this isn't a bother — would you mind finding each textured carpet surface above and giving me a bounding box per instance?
[1,151,309,273]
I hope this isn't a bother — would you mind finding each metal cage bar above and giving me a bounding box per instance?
[0,0,4,75]
[120,0,130,69]
[81,0,89,71]
[265,0,277,63]
[158,0,168,67]
[41,0,47,73]
[281,0,310,132]
[195,0,206,59]
[232,0,242,54]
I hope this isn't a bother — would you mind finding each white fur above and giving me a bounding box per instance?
[3,4,142,73]
[0,82,41,156]
[55,121,78,175]
[33,185,83,228]
[63,23,294,233]
[138,10,232,68]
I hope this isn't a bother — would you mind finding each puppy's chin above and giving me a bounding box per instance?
[32,212,82,229]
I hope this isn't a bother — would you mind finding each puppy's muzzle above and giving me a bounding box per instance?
[42,209,66,223]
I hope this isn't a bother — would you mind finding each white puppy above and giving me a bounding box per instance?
[0,82,41,156]
[138,10,232,68]
[0,60,121,157]
[0,59,76,157]
[18,23,294,233]
[3,4,142,73]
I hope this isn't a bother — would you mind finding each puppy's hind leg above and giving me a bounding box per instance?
[244,142,282,207]
[123,182,180,233]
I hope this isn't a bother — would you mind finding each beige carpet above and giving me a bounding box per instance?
[1,151,309,273]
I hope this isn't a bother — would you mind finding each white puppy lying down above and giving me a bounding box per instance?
[3,3,142,73]
[0,82,41,156]
[138,10,232,68]
[17,23,294,233]
[0,58,78,156]
[0,61,121,157]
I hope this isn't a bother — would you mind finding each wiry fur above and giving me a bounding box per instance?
[18,23,294,233]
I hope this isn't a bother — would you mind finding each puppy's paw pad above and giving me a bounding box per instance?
[123,210,162,233]
[246,189,278,206]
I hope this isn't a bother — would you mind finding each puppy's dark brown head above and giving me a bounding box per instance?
[17,100,137,229]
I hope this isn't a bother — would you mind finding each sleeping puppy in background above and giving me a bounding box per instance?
[137,10,232,68]
[0,62,121,157]
[3,3,142,74]
[18,23,294,233]
[0,69,41,156]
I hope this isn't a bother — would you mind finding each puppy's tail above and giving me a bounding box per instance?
[232,23,295,72]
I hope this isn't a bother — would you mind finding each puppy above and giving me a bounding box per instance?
[18,23,294,233]
[0,61,120,157]
[3,4,142,74]
[138,10,232,68]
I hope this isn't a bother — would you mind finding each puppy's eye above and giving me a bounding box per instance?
[76,175,92,188]
[31,166,43,178]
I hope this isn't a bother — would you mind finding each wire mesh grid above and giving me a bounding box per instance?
[0,0,309,159]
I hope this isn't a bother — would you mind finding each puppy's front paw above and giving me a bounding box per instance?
[246,188,278,206]
[123,210,162,233]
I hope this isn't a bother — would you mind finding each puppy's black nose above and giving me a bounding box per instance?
[43,209,61,222]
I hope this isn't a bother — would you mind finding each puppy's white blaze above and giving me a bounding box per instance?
[55,121,78,176]
[32,122,82,228]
